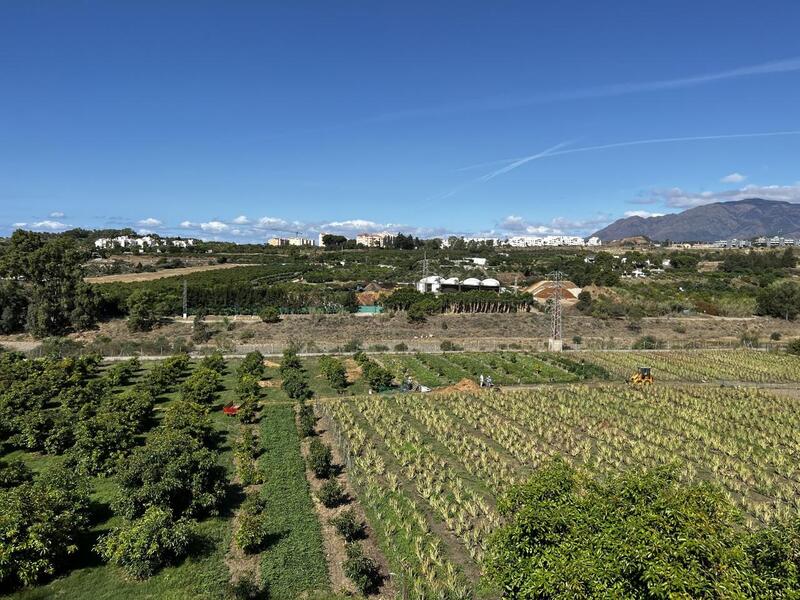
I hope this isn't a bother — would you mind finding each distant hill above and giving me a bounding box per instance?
[592,199,800,243]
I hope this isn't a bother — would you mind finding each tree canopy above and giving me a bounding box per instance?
[486,460,800,599]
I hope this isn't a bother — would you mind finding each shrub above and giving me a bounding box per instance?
[236,512,268,554]
[236,374,261,401]
[786,339,800,356]
[342,542,381,595]
[113,429,227,519]
[318,356,348,393]
[199,351,226,374]
[180,366,222,405]
[440,340,463,352]
[0,459,33,489]
[770,331,782,341]
[308,439,333,479]
[259,306,281,323]
[279,349,302,374]
[393,342,408,352]
[632,335,664,350]
[298,404,316,437]
[317,479,346,508]
[237,397,259,424]
[0,466,91,588]
[281,368,313,401]
[367,344,389,352]
[740,330,759,348]
[238,351,265,378]
[96,506,195,579]
[330,508,365,542]
[407,303,426,323]
[342,339,362,352]
[361,361,393,392]
[162,401,214,444]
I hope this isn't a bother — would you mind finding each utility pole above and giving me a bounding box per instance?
[182,279,188,320]
[547,270,565,352]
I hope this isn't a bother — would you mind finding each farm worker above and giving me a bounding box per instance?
[486,376,493,388]
[479,374,484,387]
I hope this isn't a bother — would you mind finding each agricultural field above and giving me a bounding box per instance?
[375,352,608,387]
[583,349,800,382]
[319,383,800,595]
[0,352,338,599]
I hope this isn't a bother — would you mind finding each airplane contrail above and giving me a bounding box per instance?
[470,130,800,180]
[372,56,800,123]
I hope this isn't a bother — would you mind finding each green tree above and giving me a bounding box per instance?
[757,280,800,320]
[237,351,265,379]
[1,231,99,337]
[126,289,165,332]
[0,281,28,334]
[486,460,756,599]
[258,306,281,323]
[113,429,227,519]
[180,366,222,405]
[162,400,214,444]
[96,506,195,580]
[281,368,313,401]
[0,465,91,588]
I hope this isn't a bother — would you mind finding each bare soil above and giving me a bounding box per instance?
[84,262,246,283]
[31,311,800,355]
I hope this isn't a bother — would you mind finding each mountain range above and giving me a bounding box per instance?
[591,199,800,242]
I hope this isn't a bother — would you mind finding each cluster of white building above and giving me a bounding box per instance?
[355,231,397,248]
[416,275,501,294]
[713,236,795,248]
[267,236,314,247]
[443,235,601,248]
[94,236,196,250]
[506,235,601,248]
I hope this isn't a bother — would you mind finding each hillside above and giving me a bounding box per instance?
[592,199,800,242]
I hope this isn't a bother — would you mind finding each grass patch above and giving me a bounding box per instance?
[258,405,328,598]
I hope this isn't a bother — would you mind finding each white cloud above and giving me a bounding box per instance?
[180,220,195,228]
[499,214,613,236]
[31,220,68,230]
[624,210,665,218]
[321,219,388,232]
[49,211,65,218]
[200,220,229,232]
[137,217,162,227]
[255,217,290,229]
[721,172,746,183]
[644,183,800,208]
[12,222,27,228]
[232,215,250,225]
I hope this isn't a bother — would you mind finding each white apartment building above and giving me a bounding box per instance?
[356,231,396,247]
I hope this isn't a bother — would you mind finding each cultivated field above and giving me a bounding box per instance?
[320,384,800,595]
[584,349,800,382]
[4,348,800,598]
[84,262,247,283]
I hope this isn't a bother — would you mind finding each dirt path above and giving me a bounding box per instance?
[300,409,395,598]
[85,262,246,283]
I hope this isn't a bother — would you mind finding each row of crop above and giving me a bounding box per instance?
[449,385,800,527]
[318,399,472,599]
[583,350,800,382]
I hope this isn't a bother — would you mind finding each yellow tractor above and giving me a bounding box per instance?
[629,366,654,386]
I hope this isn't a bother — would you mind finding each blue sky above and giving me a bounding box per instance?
[2,1,800,241]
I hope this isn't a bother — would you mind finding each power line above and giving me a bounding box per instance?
[546,270,566,352]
